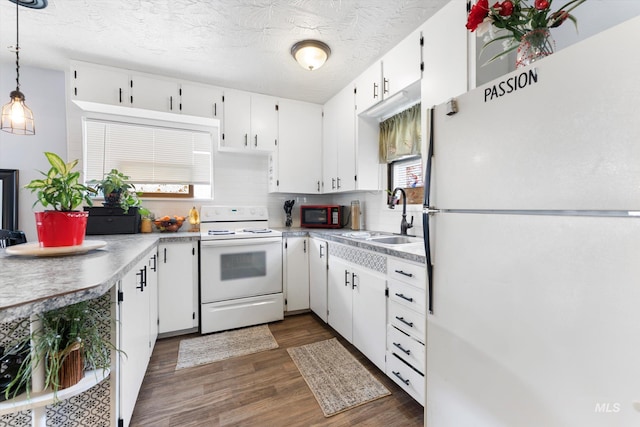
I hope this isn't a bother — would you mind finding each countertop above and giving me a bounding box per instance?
[0,232,199,323]
[0,228,423,323]
[278,228,426,264]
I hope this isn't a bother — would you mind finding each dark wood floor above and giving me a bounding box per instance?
[131,313,424,426]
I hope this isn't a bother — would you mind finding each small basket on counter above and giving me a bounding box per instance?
[153,216,185,232]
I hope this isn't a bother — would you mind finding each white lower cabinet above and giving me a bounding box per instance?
[118,247,157,427]
[327,244,386,371]
[283,237,310,312]
[158,241,199,335]
[309,238,328,322]
[385,257,426,405]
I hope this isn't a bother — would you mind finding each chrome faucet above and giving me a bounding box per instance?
[388,187,414,235]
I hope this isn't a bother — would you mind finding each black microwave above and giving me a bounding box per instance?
[300,205,344,228]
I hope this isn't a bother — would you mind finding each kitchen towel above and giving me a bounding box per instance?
[175,324,279,370]
[287,338,391,417]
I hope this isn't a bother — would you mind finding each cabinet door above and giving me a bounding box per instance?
[335,85,356,192]
[382,27,423,100]
[421,0,468,106]
[119,256,151,427]
[158,242,197,334]
[71,62,129,105]
[130,74,180,112]
[180,83,224,119]
[322,95,339,193]
[147,251,159,354]
[221,89,252,149]
[251,94,278,151]
[327,257,353,341]
[355,61,383,113]
[309,238,328,322]
[284,237,310,312]
[322,85,355,193]
[277,99,322,193]
[352,265,387,371]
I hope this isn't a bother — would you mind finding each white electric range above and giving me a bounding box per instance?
[199,206,283,334]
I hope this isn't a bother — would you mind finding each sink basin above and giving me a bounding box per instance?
[368,235,421,245]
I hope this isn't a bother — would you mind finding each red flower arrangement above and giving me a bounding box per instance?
[467,0,586,62]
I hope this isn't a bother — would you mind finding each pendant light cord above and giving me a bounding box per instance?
[15,0,21,92]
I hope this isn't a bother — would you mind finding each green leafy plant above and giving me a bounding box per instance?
[24,152,96,211]
[88,169,149,215]
[4,300,119,400]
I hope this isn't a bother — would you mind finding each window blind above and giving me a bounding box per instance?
[391,156,423,189]
[84,119,212,185]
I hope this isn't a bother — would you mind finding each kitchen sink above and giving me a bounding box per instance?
[368,235,422,245]
[341,232,422,246]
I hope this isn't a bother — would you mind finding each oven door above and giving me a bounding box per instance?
[200,236,282,303]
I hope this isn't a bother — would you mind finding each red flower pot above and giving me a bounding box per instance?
[34,211,88,247]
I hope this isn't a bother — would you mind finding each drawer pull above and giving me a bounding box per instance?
[395,316,414,328]
[395,293,413,302]
[392,370,410,385]
[394,269,413,278]
[393,342,411,355]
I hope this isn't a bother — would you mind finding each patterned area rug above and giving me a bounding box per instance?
[287,338,391,417]
[175,324,279,370]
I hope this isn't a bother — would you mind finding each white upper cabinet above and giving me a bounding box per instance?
[381,26,423,100]
[355,61,383,113]
[322,84,356,193]
[71,61,129,105]
[221,89,278,152]
[179,82,224,120]
[275,99,323,193]
[421,0,468,106]
[251,93,279,151]
[354,26,423,114]
[130,74,181,113]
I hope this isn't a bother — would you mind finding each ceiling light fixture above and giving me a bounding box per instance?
[1,0,43,135]
[291,40,331,71]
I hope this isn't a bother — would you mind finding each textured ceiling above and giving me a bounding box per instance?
[0,0,451,104]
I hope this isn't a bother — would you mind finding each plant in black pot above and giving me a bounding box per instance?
[2,300,117,400]
[25,152,96,247]
[88,169,146,214]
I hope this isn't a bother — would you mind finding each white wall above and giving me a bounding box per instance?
[0,65,68,241]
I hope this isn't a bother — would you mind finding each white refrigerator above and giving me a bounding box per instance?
[423,16,640,427]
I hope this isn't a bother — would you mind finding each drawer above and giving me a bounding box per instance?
[388,257,426,289]
[386,352,425,405]
[388,279,426,315]
[387,325,425,372]
[389,300,426,341]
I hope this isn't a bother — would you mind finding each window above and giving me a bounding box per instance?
[379,103,423,205]
[388,155,424,205]
[83,119,213,198]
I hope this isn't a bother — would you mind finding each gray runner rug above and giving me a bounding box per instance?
[287,338,391,417]
[175,324,279,370]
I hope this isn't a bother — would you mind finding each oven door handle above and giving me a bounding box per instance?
[201,237,282,247]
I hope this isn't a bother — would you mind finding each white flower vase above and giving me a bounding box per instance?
[516,28,555,68]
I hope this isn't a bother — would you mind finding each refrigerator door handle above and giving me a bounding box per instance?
[424,107,436,315]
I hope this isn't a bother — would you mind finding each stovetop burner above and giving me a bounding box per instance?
[199,206,282,240]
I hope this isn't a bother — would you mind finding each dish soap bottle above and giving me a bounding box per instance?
[188,206,200,232]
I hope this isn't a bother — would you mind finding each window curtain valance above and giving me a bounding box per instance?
[379,103,421,163]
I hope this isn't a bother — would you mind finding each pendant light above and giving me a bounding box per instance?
[291,40,331,71]
[1,0,39,135]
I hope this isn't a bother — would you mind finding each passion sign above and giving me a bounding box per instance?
[484,68,538,102]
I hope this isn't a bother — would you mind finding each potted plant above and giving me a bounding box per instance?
[3,300,117,399]
[88,169,147,214]
[25,152,96,247]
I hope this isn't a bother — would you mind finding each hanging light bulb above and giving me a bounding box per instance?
[1,0,36,135]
